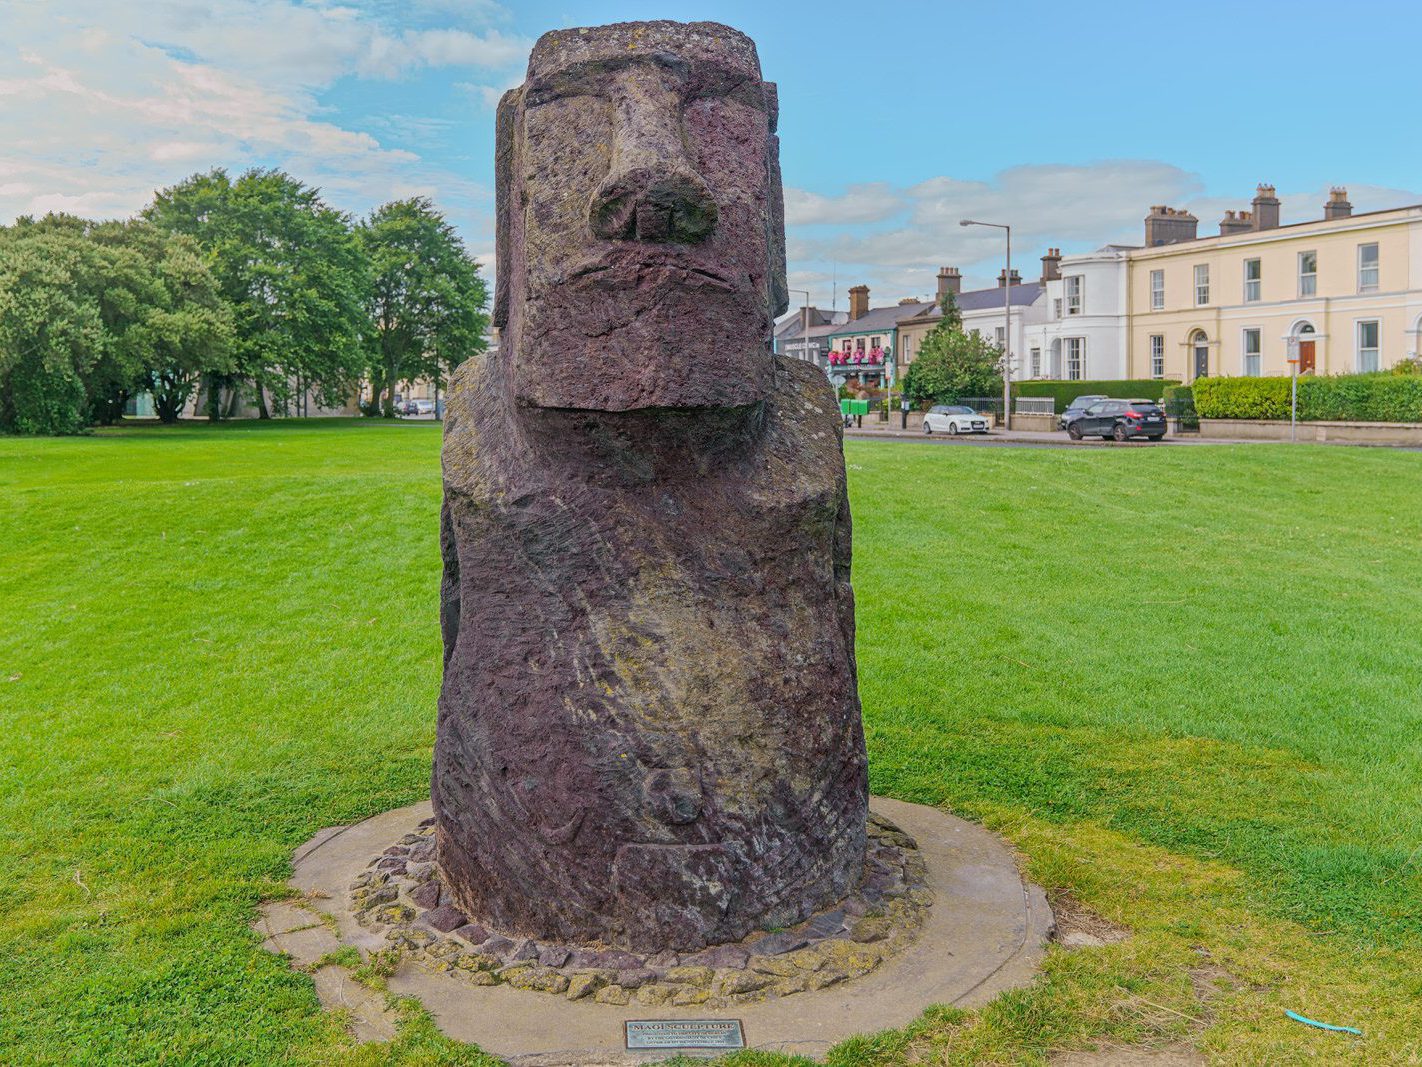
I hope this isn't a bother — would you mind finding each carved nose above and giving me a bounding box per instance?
[590,166,717,243]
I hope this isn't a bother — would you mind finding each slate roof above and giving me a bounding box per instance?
[909,282,1044,322]
[827,301,935,336]
[779,322,840,342]
[773,308,846,339]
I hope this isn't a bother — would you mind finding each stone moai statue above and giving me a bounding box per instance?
[433,20,868,953]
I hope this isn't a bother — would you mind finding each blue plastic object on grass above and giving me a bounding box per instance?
[1285,1010,1362,1036]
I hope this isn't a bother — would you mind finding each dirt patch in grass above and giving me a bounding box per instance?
[1050,889,1131,949]
[1052,1044,1204,1066]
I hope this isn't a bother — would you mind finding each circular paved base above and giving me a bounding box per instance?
[278,797,1052,1064]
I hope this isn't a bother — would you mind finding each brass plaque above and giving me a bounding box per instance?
[624,1019,745,1050]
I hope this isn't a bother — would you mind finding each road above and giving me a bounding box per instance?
[842,425,1251,450]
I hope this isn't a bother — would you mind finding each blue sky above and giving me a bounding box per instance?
[4,0,1420,308]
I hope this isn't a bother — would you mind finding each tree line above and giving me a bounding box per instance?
[0,168,488,434]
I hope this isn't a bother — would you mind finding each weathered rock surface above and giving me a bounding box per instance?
[351,808,930,1010]
[433,19,867,952]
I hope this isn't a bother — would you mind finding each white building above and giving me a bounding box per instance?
[1022,246,1133,380]
[897,266,1052,382]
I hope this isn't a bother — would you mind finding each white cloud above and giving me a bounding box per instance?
[0,0,527,258]
[783,183,904,226]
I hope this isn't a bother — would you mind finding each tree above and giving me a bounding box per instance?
[0,214,235,432]
[145,169,367,418]
[358,198,488,417]
[0,217,106,434]
[902,291,1004,408]
[87,221,236,423]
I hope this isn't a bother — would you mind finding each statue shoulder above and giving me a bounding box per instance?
[773,357,842,427]
[441,357,502,499]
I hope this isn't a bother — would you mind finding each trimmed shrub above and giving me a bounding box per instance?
[1013,379,1178,413]
[1190,372,1422,423]
[1299,373,1422,423]
[1193,376,1292,420]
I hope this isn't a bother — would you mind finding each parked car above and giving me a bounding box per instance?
[923,405,990,435]
[1066,399,1168,442]
[410,398,436,416]
[1057,394,1107,431]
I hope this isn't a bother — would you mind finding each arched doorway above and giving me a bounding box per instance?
[1190,330,1209,380]
[1289,321,1317,375]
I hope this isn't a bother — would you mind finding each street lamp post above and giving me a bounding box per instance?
[1287,336,1300,443]
[785,287,813,371]
[960,219,1012,430]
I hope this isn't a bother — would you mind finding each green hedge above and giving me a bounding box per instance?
[1013,379,1179,413]
[1193,376,1291,419]
[1300,373,1422,422]
[1192,373,1422,423]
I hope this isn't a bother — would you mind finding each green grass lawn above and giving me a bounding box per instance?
[2,421,1419,1064]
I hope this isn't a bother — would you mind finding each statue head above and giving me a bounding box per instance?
[492,21,788,412]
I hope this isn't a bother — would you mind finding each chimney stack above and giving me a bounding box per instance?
[997,268,1022,288]
[1144,205,1199,246]
[1252,184,1280,230]
[848,285,869,322]
[1040,248,1062,282]
[897,297,919,306]
[1324,186,1352,220]
[1219,210,1253,236]
[936,266,962,298]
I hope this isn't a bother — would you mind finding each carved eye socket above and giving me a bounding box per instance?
[683,95,767,195]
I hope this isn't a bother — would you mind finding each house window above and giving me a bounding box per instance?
[855,337,865,352]
[1150,270,1164,310]
[1053,298,1063,319]
[994,326,1005,347]
[1244,259,1261,303]
[1149,334,1164,378]
[1030,347,1041,377]
[1065,337,1084,380]
[1299,251,1317,296]
[871,336,882,349]
[1357,320,1380,372]
[1065,275,1083,315]
[1194,264,1210,306]
[1243,328,1262,376]
[1358,243,1379,292]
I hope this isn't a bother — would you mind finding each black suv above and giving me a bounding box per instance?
[1066,399,1167,442]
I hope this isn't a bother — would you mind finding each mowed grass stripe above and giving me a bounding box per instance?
[0,422,1417,1063]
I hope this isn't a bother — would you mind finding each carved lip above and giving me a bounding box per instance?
[564,259,735,293]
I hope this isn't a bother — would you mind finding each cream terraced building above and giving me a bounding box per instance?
[1126,187,1422,382]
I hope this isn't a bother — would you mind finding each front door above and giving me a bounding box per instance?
[1193,342,1209,379]
[1298,340,1316,375]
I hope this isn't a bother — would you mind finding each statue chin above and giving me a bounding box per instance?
[509,286,775,413]
[508,376,771,486]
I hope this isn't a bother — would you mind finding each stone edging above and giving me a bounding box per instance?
[349,812,931,1009]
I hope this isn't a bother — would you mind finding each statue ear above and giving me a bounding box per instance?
[763,83,788,320]
[493,86,525,329]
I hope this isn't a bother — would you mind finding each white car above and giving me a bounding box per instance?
[923,405,989,435]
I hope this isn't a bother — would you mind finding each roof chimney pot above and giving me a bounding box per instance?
[1252,184,1281,230]
[848,285,870,322]
[936,266,962,298]
[1324,186,1353,220]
